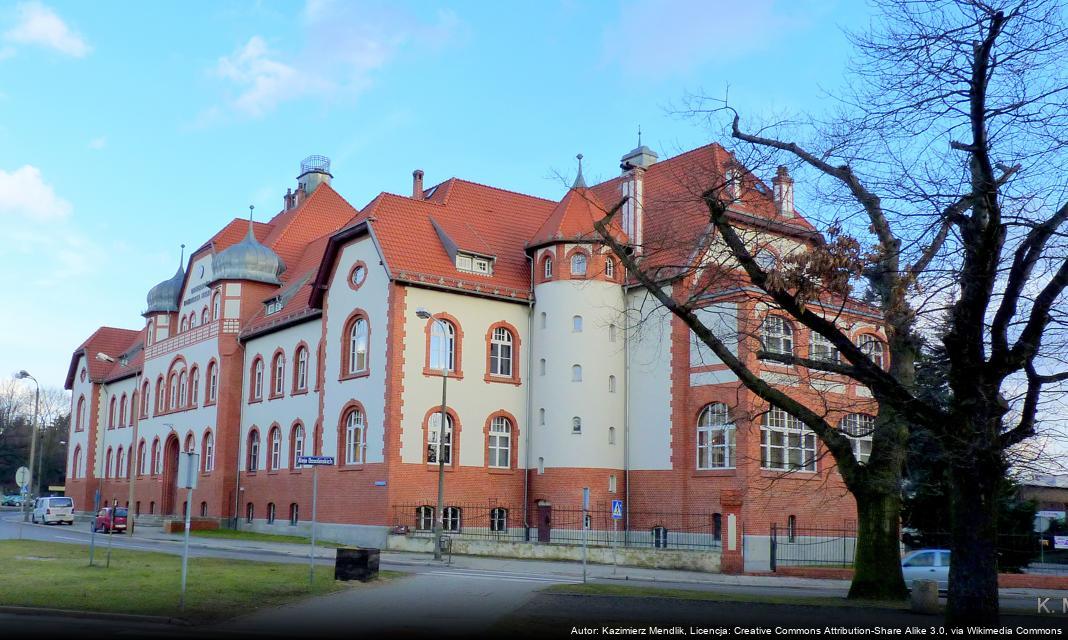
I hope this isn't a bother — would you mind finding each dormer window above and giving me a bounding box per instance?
[455,253,493,275]
[266,299,283,315]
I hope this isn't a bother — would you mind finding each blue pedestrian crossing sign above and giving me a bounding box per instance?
[611,500,624,520]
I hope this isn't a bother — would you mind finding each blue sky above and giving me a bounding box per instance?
[0,0,871,390]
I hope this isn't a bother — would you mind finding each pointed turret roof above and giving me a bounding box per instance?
[527,155,626,250]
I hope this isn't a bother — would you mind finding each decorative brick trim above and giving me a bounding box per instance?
[339,309,371,381]
[482,409,520,471]
[337,399,369,466]
[421,312,464,379]
[420,404,461,470]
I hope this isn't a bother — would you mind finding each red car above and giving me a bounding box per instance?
[92,506,128,533]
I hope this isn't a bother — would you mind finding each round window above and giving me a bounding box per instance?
[351,265,367,287]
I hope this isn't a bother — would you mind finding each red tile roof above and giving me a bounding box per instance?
[64,327,144,389]
[527,185,626,249]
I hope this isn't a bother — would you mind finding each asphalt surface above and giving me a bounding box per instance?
[3,507,1068,637]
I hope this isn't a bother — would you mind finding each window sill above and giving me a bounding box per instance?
[339,370,371,382]
[483,374,521,386]
[338,464,365,472]
[692,469,736,478]
[422,368,463,380]
[291,389,309,396]
[268,393,284,401]
[487,467,515,475]
[759,468,818,478]
[288,469,303,475]
[248,398,263,405]
[204,400,217,408]
[426,463,457,472]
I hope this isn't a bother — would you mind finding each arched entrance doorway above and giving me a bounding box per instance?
[161,435,180,515]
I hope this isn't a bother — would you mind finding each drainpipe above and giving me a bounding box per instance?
[623,296,630,537]
[522,255,535,541]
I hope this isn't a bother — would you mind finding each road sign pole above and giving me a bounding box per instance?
[89,489,100,566]
[582,487,590,584]
[180,485,192,610]
[310,464,318,588]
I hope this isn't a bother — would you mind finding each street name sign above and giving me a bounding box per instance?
[298,456,335,466]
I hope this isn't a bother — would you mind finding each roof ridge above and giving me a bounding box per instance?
[450,177,557,204]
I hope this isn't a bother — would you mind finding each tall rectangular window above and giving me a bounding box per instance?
[760,407,816,471]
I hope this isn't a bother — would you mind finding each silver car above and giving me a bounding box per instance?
[901,548,950,590]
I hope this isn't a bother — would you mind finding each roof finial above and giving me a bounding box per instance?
[179,243,185,266]
[638,124,642,147]
[573,153,587,189]
[247,204,256,238]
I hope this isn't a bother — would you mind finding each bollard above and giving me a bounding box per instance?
[910,580,940,614]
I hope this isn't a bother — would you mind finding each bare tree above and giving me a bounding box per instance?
[595,0,1067,624]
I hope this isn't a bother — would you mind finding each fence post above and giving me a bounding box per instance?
[770,524,777,572]
[719,489,744,574]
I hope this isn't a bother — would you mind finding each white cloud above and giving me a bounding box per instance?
[0,165,72,221]
[4,1,90,58]
[208,1,459,119]
[88,136,106,150]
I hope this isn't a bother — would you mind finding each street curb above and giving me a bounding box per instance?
[0,605,189,625]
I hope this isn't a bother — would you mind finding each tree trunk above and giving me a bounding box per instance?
[849,490,908,600]
[945,450,1001,625]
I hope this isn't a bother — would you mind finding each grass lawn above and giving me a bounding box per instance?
[545,583,908,609]
[0,540,399,621]
[174,528,344,547]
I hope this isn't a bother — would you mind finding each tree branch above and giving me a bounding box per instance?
[755,351,863,378]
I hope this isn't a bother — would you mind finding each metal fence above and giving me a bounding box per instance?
[904,531,1045,572]
[769,524,857,571]
[391,504,723,551]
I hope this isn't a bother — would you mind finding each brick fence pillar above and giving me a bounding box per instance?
[720,489,744,574]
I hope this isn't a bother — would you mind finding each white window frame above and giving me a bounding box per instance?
[428,320,455,372]
[349,318,369,374]
[248,432,260,472]
[253,360,264,399]
[296,348,308,390]
[416,506,434,531]
[543,256,553,279]
[489,327,513,377]
[571,253,588,276]
[810,332,839,362]
[605,257,615,278]
[273,355,285,395]
[427,412,453,464]
[488,416,511,469]
[761,315,794,356]
[490,507,508,532]
[572,416,582,434]
[208,363,218,402]
[858,335,885,369]
[760,407,817,472]
[293,425,305,465]
[270,428,281,470]
[697,403,735,469]
[204,433,214,472]
[443,506,462,532]
[839,413,875,464]
[345,409,365,465]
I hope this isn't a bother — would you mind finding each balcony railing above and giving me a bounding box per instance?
[145,319,241,360]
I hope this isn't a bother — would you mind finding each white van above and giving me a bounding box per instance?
[32,496,75,525]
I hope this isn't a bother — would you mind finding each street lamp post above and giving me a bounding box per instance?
[89,352,115,567]
[416,308,449,561]
[15,371,39,523]
[126,381,141,536]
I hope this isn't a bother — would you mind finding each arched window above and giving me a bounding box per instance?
[294,346,309,391]
[267,502,276,524]
[488,416,511,469]
[168,373,178,410]
[105,447,113,478]
[489,327,513,377]
[271,353,285,396]
[189,312,197,329]
[571,253,588,276]
[428,319,455,372]
[72,445,82,478]
[140,382,149,418]
[538,408,545,426]
[290,503,299,525]
[539,358,546,376]
[540,312,547,329]
[291,423,305,467]
[247,430,260,472]
[246,502,254,523]
[189,367,199,406]
[180,315,189,332]
[810,332,839,362]
[839,414,875,464]
[269,426,282,470]
[147,320,154,346]
[200,501,208,517]
[152,438,162,475]
[857,335,885,369]
[543,255,553,279]
[761,407,816,471]
[344,409,365,465]
[761,315,794,356]
[427,412,453,464]
[787,515,797,542]
[203,432,214,471]
[201,308,209,325]
[697,403,735,469]
[156,376,165,413]
[129,393,136,424]
[416,506,434,531]
[572,315,583,332]
[184,433,195,453]
[571,364,582,382]
[207,361,218,403]
[75,396,85,431]
[572,416,582,434]
[609,426,616,445]
[605,257,615,279]
[609,375,616,393]
[251,358,264,400]
[490,507,508,532]
[212,291,221,320]
[609,323,617,342]
[137,440,146,475]
[119,394,127,427]
[109,396,116,428]
[178,371,188,407]
[348,317,369,375]
[116,446,125,478]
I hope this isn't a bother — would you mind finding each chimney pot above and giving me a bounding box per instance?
[413,169,425,200]
[772,165,795,218]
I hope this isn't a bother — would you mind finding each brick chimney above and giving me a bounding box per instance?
[412,169,424,201]
[283,188,295,211]
[772,165,794,218]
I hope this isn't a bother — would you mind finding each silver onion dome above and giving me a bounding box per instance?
[145,265,184,314]
[212,221,285,285]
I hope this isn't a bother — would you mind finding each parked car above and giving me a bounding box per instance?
[92,506,128,533]
[31,496,75,525]
[2,494,24,507]
[901,548,950,590]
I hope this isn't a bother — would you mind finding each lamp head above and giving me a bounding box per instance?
[16,370,30,379]
[415,308,433,320]
[95,352,116,363]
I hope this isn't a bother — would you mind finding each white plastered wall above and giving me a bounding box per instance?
[625,286,674,471]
